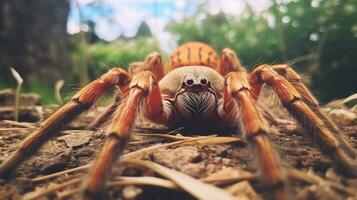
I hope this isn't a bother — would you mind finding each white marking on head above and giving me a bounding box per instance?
[159,66,224,97]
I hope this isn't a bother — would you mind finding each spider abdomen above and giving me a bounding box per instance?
[168,42,219,71]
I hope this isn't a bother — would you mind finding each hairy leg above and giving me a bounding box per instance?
[217,48,244,76]
[82,53,171,199]
[0,68,130,178]
[217,48,290,125]
[270,65,356,157]
[82,71,167,199]
[88,52,165,130]
[250,65,357,177]
[82,84,145,199]
[221,70,288,200]
[129,52,165,80]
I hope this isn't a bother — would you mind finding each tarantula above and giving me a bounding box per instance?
[0,42,356,199]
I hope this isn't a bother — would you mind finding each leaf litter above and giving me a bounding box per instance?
[1,98,357,200]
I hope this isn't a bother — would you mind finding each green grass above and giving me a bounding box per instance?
[25,85,57,105]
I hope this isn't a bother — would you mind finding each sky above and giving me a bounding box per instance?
[67,0,271,52]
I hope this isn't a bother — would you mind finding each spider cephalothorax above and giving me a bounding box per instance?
[158,66,225,132]
[0,42,356,200]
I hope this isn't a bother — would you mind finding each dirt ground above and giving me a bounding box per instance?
[0,90,357,200]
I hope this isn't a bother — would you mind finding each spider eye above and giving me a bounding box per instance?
[200,78,207,85]
[186,79,194,86]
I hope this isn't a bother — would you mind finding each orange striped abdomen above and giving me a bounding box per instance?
[168,42,218,71]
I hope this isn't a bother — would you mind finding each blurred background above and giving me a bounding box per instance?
[0,0,356,104]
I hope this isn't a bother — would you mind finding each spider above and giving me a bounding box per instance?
[0,42,356,200]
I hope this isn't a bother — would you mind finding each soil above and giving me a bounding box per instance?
[0,91,357,200]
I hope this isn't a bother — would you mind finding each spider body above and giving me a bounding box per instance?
[149,43,231,132]
[158,66,225,132]
[0,42,356,200]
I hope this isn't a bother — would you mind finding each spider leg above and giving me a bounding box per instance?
[271,65,356,157]
[129,52,165,80]
[128,52,173,124]
[82,53,170,199]
[220,70,288,200]
[251,64,336,128]
[0,68,131,179]
[82,71,164,199]
[218,49,290,125]
[217,48,244,76]
[88,52,165,130]
[250,65,357,177]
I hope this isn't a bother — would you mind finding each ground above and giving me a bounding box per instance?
[0,89,357,200]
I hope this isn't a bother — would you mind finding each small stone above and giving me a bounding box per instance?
[205,167,252,181]
[180,163,205,178]
[75,147,95,157]
[78,156,91,164]
[285,124,299,134]
[222,158,231,165]
[151,146,201,169]
[58,131,92,149]
[122,185,142,200]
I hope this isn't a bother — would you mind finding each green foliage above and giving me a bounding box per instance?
[25,84,56,105]
[167,0,357,102]
[166,10,281,67]
[26,36,161,105]
[87,37,161,77]
[314,0,357,101]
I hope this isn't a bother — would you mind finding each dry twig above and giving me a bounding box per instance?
[9,67,23,121]
[55,79,65,105]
